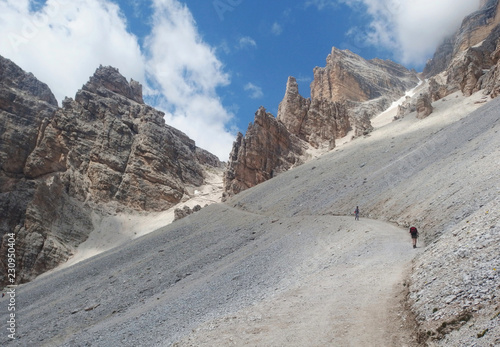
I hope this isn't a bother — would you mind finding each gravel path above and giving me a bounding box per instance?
[0,206,419,346]
[1,91,495,346]
[175,218,420,347]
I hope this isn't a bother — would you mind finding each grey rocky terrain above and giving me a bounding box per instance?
[0,59,221,284]
[223,49,419,199]
[1,1,499,345]
[0,89,498,346]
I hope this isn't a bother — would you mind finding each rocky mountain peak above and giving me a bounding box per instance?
[311,47,418,103]
[284,75,300,95]
[424,0,500,78]
[277,76,310,135]
[222,106,305,199]
[82,65,144,104]
[278,75,351,148]
[456,0,500,50]
[223,46,418,199]
[326,47,359,65]
[0,55,58,106]
[0,58,221,284]
[420,0,500,100]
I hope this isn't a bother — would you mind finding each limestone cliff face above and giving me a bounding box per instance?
[311,48,418,103]
[0,56,58,177]
[0,56,61,283]
[276,77,311,137]
[425,0,500,99]
[25,66,212,211]
[0,60,221,285]
[482,29,500,97]
[424,0,499,78]
[277,77,350,148]
[223,49,418,198]
[223,107,305,198]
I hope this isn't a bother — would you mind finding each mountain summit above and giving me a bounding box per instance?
[0,1,499,346]
[223,47,419,199]
[0,61,220,284]
[224,0,500,201]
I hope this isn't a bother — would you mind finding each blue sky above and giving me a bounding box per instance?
[0,0,480,160]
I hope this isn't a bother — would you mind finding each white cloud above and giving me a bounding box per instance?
[145,0,235,160]
[271,22,283,36]
[0,0,236,160]
[0,0,145,102]
[310,0,481,66]
[244,82,263,99]
[359,0,481,65]
[296,76,312,84]
[238,36,257,49]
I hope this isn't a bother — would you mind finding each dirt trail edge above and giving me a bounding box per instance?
[174,216,421,347]
[2,206,421,346]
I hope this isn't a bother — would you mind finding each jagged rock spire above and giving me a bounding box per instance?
[82,65,144,104]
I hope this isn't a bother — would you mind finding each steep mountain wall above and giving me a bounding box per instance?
[424,0,499,78]
[0,56,62,284]
[223,49,418,198]
[424,0,500,99]
[277,76,350,148]
[223,107,305,198]
[311,48,418,103]
[0,59,220,285]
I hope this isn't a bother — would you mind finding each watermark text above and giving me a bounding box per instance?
[213,0,243,21]
[5,233,17,339]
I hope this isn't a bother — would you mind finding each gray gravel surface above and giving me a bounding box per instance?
[0,94,498,346]
[1,207,417,346]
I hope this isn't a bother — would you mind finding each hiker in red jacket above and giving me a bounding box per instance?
[409,226,419,248]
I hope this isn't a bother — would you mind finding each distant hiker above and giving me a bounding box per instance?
[354,206,360,221]
[410,226,419,248]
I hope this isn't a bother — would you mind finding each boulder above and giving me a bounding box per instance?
[416,94,434,119]
[173,204,202,221]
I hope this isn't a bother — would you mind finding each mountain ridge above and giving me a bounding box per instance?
[2,89,497,346]
[0,2,499,345]
[224,0,500,201]
[0,61,221,284]
[223,48,419,199]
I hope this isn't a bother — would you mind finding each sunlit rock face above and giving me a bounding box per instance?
[0,61,220,284]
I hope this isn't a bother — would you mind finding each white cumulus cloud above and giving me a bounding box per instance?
[305,0,338,10]
[145,0,235,160]
[0,0,145,102]
[0,0,236,160]
[309,0,481,66]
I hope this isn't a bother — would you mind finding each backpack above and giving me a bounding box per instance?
[410,226,418,234]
